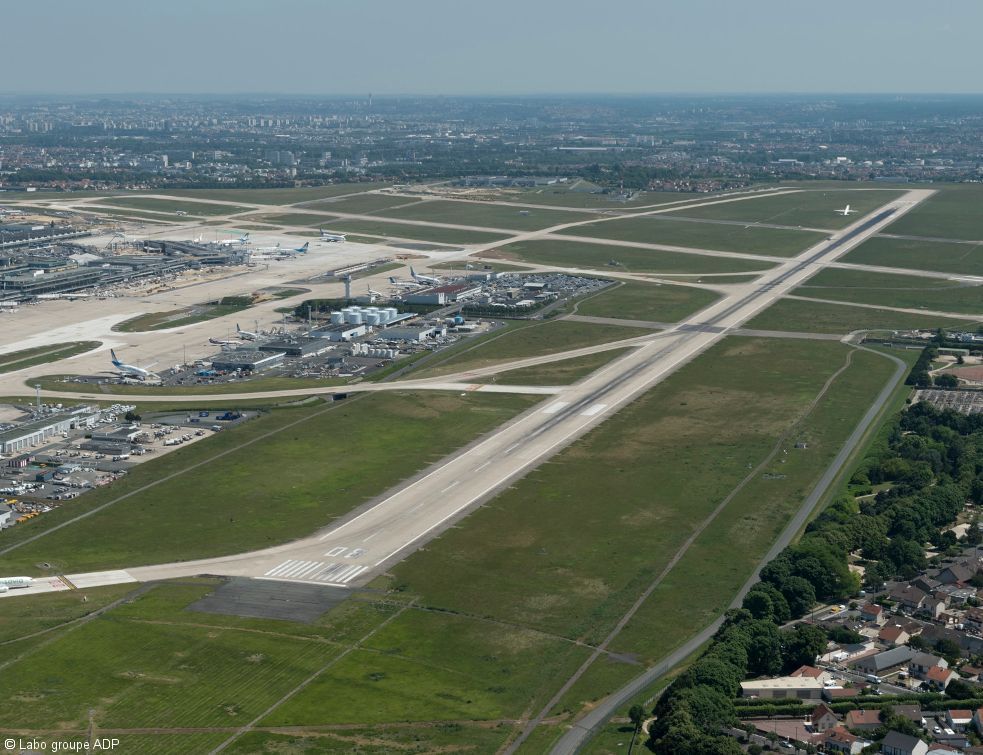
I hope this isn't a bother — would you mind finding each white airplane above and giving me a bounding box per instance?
[110,349,157,380]
[409,266,441,286]
[388,276,421,289]
[192,234,204,243]
[209,336,236,346]
[320,228,347,242]
[256,242,308,256]
[835,205,857,216]
[219,232,250,246]
[236,323,258,340]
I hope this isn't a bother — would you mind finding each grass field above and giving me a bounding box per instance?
[844,236,983,277]
[0,392,538,574]
[490,348,632,386]
[573,281,720,322]
[380,198,592,230]
[489,239,777,275]
[745,297,978,334]
[564,214,827,257]
[161,182,391,205]
[432,260,528,273]
[0,341,100,374]
[491,186,694,209]
[413,320,651,378]
[0,583,134,644]
[92,196,251,216]
[664,189,903,230]
[243,211,337,227]
[883,185,983,240]
[82,207,177,224]
[326,218,509,245]
[302,193,426,214]
[112,302,250,332]
[797,268,983,315]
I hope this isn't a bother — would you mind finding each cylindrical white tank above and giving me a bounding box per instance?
[384,307,398,322]
[366,313,381,326]
[330,311,344,325]
[345,312,363,324]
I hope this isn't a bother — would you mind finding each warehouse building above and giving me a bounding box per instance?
[258,337,335,358]
[383,325,446,343]
[0,407,99,454]
[210,349,285,372]
[89,424,144,444]
[403,283,482,306]
[310,323,367,342]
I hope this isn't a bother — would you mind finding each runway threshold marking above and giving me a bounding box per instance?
[262,559,368,584]
[541,401,569,414]
[580,403,608,417]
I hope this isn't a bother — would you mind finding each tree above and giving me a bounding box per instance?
[782,623,828,671]
[743,591,775,622]
[747,623,783,676]
[628,704,645,732]
[780,576,817,618]
[936,373,959,389]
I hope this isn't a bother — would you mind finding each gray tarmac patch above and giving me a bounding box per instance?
[187,577,348,623]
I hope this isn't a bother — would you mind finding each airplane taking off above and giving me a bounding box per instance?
[388,276,421,289]
[110,349,157,380]
[835,205,857,216]
[219,232,250,246]
[319,228,347,242]
[236,323,258,340]
[409,266,441,286]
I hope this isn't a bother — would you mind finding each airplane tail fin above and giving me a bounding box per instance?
[236,324,241,332]
[110,349,119,363]
[389,277,397,283]
[300,243,309,252]
[410,266,417,277]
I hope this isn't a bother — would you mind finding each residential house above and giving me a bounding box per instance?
[825,726,865,755]
[964,607,983,633]
[961,665,983,682]
[845,708,883,731]
[881,730,929,755]
[893,704,924,725]
[922,595,948,620]
[910,652,948,680]
[913,576,943,594]
[936,562,975,585]
[880,625,912,646]
[890,585,928,612]
[809,703,839,732]
[926,665,957,690]
[823,686,864,702]
[946,709,973,731]
[972,706,983,735]
[861,604,887,625]
[854,646,915,675]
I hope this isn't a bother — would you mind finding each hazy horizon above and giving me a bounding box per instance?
[6,0,983,96]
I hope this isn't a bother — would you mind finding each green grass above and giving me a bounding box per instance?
[432,260,528,272]
[303,193,426,214]
[244,211,337,227]
[564,215,827,257]
[225,727,511,754]
[112,302,251,332]
[162,182,391,205]
[884,185,983,240]
[745,298,977,334]
[412,320,651,378]
[494,186,691,209]
[574,281,720,322]
[0,341,100,374]
[664,189,903,230]
[797,268,983,315]
[0,583,135,644]
[349,261,403,279]
[490,239,778,274]
[491,349,632,386]
[0,392,538,574]
[82,207,177,223]
[327,218,509,245]
[844,236,983,277]
[92,196,251,216]
[380,199,592,230]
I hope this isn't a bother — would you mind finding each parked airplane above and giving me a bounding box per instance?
[388,276,421,289]
[110,349,157,380]
[319,228,347,242]
[219,232,250,246]
[209,336,236,346]
[236,323,258,340]
[835,205,857,216]
[410,266,441,286]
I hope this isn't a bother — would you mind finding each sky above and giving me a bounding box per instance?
[5,0,982,95]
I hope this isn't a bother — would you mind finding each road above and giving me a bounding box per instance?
[0,189,932,601]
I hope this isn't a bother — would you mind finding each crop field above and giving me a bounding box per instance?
[326,218,509,245]
[744,297,977,334]
[92,196,251,216]
[883,186,983,240]
[797,268,983,315]
[488,238,777,274]
[563,214,827,256]
[380,198,592,230]
[0,391,538,574]
[413,320,651,378]
[0,341,100,374]
[161,182,391,205]
[843,236,983,277]
[573,280,720,322]
[663,189,904,230]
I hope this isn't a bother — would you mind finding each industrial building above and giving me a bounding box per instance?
[210,349,285,372]
[258,337,334,358]
[0,223,89,249]
[740,677,823,700]
[89,424,144,444]
[0,407,99,454]
[383,325,446,343]
[403,283,482,306]
[311,323,367,342]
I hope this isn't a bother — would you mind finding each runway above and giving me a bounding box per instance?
[0,188,933,599]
